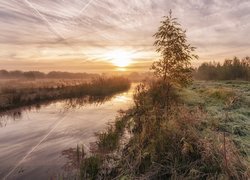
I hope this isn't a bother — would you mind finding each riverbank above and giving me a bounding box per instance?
[72,80,249,179]
[0,77,130,112]
[0,85,134,179]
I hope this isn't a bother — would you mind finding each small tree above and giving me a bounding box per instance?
[151,10,198,87]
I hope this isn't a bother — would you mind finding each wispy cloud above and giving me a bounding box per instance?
[0,0,249,71]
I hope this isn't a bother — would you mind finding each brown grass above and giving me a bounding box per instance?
[0,76,130,112]
[74,80,249,179]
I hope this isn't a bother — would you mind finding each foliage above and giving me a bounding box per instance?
[151,10,198,87]
[70,80,248,179]
[80,156,102,180]
[97,126,120,152]
[97,111,131,152]
[194,56,250,81]
[113,83,247,179]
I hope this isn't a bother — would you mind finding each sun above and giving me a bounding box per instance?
[106,50,133,67]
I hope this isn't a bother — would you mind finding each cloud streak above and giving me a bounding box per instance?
[0,0,249,71]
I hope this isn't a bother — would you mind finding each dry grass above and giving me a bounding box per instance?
[72,80,249,179]
[0,77,130,112]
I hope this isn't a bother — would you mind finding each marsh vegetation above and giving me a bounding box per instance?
[0,76,130,112]
[71,80,249,179]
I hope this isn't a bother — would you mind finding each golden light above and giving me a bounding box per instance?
[106,49,133,67]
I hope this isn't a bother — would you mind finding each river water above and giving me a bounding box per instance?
[0,86,135,179]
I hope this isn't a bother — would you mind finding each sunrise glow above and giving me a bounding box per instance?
[106,50,134,67]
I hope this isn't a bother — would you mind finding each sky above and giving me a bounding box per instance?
[0,0,250,73]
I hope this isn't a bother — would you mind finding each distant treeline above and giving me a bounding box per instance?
[194,56,250,81]
[0,69,152,82]
[0,70,99,79]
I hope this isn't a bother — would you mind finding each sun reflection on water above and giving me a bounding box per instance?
[116,67,127,71]
[113,94,129,103]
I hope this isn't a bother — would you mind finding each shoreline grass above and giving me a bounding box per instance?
[70,80,249,179]
[0,76,130,113]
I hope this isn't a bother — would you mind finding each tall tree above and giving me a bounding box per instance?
[151,10,198,87]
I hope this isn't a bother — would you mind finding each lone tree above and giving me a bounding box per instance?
[151,10,198,87]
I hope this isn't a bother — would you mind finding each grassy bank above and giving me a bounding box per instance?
[70,80,249,179]
[178,81,250,161]
[0,77,130,112]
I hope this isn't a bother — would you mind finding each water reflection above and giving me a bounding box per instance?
[62,95,114,110]
[113,94,131,103]
[0,94,115,127]
[0,85,135,179]
[0,111,22,127]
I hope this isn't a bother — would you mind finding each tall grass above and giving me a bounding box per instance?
[74,80,249,179]
[0,76,130,112]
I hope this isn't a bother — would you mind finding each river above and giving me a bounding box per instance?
[0,85,135,179]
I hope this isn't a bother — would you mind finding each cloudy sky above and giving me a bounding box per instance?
[0,0,249,72]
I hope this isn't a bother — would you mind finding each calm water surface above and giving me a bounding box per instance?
[0,86,135,179]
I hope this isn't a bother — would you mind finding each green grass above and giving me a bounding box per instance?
[180,81,250,162]
[66,80,249,179]
[61,112,132,179]
[80,155,102,180]
[97,111,131,152]
[107,79,249,178]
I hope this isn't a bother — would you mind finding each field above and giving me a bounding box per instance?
[180,81,250,162]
